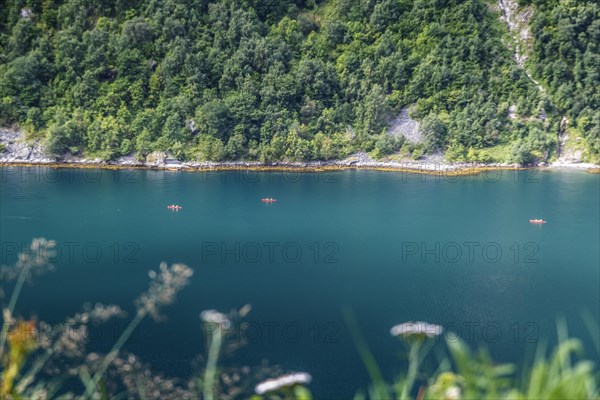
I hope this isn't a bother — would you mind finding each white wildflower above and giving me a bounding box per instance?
[37,304,125,356]
[239,304,252,317]
[255,372,312,395]
[444,386,461,400]
[135,263,193,321]
[390,321,443,338]
[112,354,194,399]
[53,324,88,358]
[3,308,15,325]
[200,309,231,328]
[1,238,57,281]
[87,303,126,322]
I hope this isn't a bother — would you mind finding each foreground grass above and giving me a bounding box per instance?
[1,240,598,399]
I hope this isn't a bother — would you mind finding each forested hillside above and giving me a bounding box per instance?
[0,0,598,163]
[524,0,599,162]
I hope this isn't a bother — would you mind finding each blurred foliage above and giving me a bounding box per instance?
[1,240,599,399]
[354,323,599,400]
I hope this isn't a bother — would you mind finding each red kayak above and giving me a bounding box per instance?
[261,198,277,203]
[529,219,546,224]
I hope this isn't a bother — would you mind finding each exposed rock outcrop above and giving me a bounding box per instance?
[388,108,422,144]
[20,8,33,19]
[145,151,168,166]
[498,0,543,91]
[498,0,532,67]
[0,129,54,163]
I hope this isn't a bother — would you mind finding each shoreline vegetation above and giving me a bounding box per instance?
[1,157,599,176]
[2,130,599,175]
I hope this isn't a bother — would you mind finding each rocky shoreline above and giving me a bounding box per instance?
[1,128,598,175]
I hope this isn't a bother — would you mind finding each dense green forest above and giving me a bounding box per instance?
[0,0,598,163]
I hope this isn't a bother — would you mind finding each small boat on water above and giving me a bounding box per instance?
[261,198,277,203]
[529,219,546,224]
[167,205,183,210]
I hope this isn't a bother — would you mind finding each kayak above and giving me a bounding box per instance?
[261,198,277,203]
[167,205,183,210]
[529,219,546,224]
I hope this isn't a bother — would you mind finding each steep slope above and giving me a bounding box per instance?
[523,0,599,163]
[498,0,599,164]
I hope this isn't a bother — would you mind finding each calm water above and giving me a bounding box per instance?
[1,167,599,398]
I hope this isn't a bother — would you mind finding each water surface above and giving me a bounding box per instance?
[1,167,598,398]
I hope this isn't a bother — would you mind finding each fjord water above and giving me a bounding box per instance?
[1,167,599,397]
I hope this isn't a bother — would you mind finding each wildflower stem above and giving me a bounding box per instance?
[15,348,54,393]
[342,307,390,400]
[401,341,422,400]
[0,263,30,354]
[84,309,146,399]
[203,324,223,400]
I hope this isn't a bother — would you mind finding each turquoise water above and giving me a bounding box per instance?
[1,167,599,397]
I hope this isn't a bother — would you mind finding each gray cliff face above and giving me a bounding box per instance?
[0,129,54,163]
[0,129,168,166]
[497,0,543,91]
[498,0,533,68]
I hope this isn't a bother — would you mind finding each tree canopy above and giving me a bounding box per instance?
[0,0,597,163]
